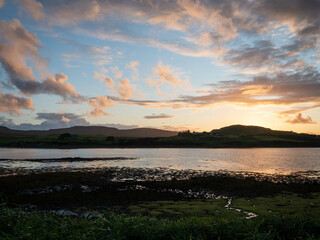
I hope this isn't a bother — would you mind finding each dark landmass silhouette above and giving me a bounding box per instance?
[0,126,178,138]
[0,124,319,148]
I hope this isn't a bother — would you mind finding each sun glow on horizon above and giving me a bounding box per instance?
[0,0,319,134]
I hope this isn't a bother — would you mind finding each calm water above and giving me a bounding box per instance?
[0,148,320,174]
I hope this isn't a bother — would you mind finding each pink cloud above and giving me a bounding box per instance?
[0,19,83,102]
[88,95,114,117]
[94,71,115,89]
[117,79,134,99]
[0,90,34,115]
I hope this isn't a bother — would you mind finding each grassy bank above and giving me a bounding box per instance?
[1,203,320,240]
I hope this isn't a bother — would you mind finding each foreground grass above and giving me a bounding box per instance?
[232,193,320,218]
[1,203,320,240]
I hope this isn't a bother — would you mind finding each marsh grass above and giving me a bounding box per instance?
[232,192,320,218]
[1,202,320,240]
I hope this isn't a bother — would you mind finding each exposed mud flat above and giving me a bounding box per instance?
[0,166,319,211]
[1,164,320,183]
[0,157,138,162]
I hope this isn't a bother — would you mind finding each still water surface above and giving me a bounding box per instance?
[0,148,319,174]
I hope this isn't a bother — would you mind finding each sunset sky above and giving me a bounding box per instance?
[0,0,319,133]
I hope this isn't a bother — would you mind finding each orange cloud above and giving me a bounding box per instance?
[241,85,273,95]
[147,61,189,89]
[117,79,134,99]
[88,96,114,117]
[41,73,83,102]
[94,71,114,89]
[285,113,317,124]
[127,61,139,72]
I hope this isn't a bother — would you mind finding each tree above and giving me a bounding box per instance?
[178,130,191,136]
[58,133,71,140]
[105,136,115,141]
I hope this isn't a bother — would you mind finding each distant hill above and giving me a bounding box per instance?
[0,124,319,148]
[0,126,178,138]
[210,125,295,136]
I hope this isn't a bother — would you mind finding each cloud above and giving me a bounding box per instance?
[41,73,84,102]
[253,0,320,37]
[17,0,44,20]
[88,46,112,66]
[46,0,100,26]
[98,123,139,130]
[68,0,319,63]
[61,41,113,67]
[0,116,15,126]
[144,114,174,119]
[279,104,320,115]
[117,79,134,99]
[285,113,317,124]
[5,0,320,123]
[185,32,224,47]
[31,112,90,130]
[0,90,34,115]
[127,61,140,80]
[0,114,140,131]
[146,61,192,98]
[109,66,123,79]
[88,95,114,117]
[0,19,83,102]
[0,0,4,8]
[224,40,277,69]
[180,71,320,107]
[127,61,139,72]
[17,1,320,53]
[147,61,189,89]
[111,69,320,110]
[222,39,316,75]
[0,19,45,83]
[75,28,226,59]
[93,71,114,89]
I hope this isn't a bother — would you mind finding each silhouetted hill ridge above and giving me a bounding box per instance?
[210,125,312,136]
[0,126,178,138]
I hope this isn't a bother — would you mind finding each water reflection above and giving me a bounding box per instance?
[0,148,319,175]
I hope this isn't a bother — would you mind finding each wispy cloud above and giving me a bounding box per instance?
[17,0,44,21]
[144,113,174,119]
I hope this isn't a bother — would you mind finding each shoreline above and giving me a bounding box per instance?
[2,145,320,149]
[1,167,319,210]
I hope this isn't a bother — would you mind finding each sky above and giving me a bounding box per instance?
[0,0,319,134]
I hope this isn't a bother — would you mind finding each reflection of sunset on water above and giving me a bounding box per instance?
[1,148,319,176]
